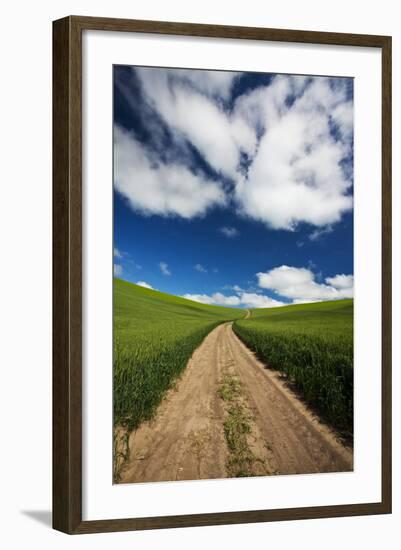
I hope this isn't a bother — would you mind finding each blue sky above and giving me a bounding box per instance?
[113,65,354,308]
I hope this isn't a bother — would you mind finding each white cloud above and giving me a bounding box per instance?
[114,125,225,218]
[257,265,354,302]
[331,101,353,143]
[219,226,239,238]
[136,281,154,290]
[184,264,352,309]
[159,261,171,276]
[114,264,123,276]
[239,292,284,308]
[169,68,239,100]
[182,290,283,308]
[183,292,241,307]
[325,274,354,290]
[118,69,353,231]
[233,76,353,229]
[258,265,313,293]
[194,263,208,273]
[135,68,243,179]
[232,285,244,292]
[114,247,122,258]
[309,226,333,241]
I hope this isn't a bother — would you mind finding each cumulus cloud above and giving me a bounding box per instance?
[168,68,239,100]
[220,226,239,238]
[182,265,353,308]
[159,261,171,276]
[136,280,154,289]
[239,292,284,308]
[114,264,123,276]
[325,274,354,290]
[135,67,244,179]
[116,68,353,232]
[114,125,225,218]
[183,292,241,306]
[194,263,208,273]
[257,265,353,303]
[114,247,123,258]
[232,285,244,292]
[182,291,283,308]
[234,76,353,229]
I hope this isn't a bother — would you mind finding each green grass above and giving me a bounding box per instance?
[114,279,353,444]
[218,370,266,477]
[233,300,353,436]
[113,278,244,432]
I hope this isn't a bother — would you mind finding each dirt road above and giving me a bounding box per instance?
[119,322,352,483]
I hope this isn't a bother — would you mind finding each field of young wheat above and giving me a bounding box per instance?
[113,278,244,432]
[233,300,353,436]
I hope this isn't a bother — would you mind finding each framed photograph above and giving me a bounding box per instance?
[53,16,392,534]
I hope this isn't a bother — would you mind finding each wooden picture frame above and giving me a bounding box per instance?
[53,15,392,534]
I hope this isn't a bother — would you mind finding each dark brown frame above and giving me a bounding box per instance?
[53,15,392,534]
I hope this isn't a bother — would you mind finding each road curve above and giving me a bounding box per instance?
[119,322,352,483]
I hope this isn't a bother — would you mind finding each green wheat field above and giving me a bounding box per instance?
[114,278,353,438]
[113,278,244,432]
[233,300,353,436]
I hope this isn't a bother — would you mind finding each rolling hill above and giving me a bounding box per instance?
[233,300,353,435]
[114,278,245,433]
